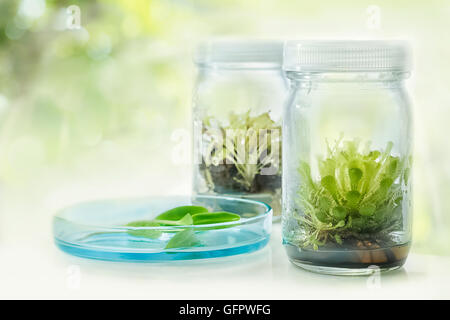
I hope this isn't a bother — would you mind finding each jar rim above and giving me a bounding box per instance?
[283,40,412,73]
[195,39,284,66]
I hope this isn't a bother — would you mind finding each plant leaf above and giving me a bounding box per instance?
[155,206,208,221]
[321,175,338,200]
[315,210,328,223]
[154,213,194,226]
[319,196,332,212]
[331,206,347,220]
[345,190,361,208]
[360,204,376,216]
[164,229,200,249]
[336,220,345,228]
[191,211,241,225]
[126,220,162,239]
[348,167,363,190]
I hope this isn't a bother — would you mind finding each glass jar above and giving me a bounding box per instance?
[282,41,413,275]
[192,40,287,219]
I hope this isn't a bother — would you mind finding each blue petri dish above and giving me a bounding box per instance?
[53,195,272,262]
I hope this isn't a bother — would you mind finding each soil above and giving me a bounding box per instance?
[285,241,410,269]
[200,163,281,194]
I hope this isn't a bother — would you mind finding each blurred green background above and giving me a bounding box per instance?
[0,0,449,255]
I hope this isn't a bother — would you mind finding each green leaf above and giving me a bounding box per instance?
[331,206,347,220]
[336,220,346,228]
[154,213,194,226]
[318,158,336,178]
[248,112,278,130]
[360,204,376,216]
[126,220,158,227]
[299,161,316,191]
[180,213,194,224]
[387,157,399,177]
[155,205,208,221]
[351,217,365,230]
[361,160,378,193]
[319,196,332,211]
[345,190,361,208]
[380,178,393,192]
[321,175,338,198]
[164,229,200,249]
[315,210,328,223]
[191,211,241,225]
[367,150,381,160]
[126,220,162,239]
[348,167,363,190]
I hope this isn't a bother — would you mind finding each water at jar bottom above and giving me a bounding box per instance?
[284,242,410,276]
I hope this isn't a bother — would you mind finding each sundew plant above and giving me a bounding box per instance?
[201,110,281,192]
[293,137,410,250]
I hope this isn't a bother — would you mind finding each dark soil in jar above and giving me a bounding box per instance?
[284,240,410,269]
[200,163,281,194]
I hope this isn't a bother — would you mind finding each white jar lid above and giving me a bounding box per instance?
[283,40,411,72]
[195,39,284,66]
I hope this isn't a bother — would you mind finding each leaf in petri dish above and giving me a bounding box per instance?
[164,228,200,249]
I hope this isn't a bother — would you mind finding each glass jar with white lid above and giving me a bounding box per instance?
[192,40,288,219]
[282,41,413,275]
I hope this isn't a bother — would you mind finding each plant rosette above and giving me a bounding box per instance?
[200,110,282,198]
[292,137,410,250]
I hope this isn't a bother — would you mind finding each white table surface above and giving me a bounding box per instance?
[1,222,449,300]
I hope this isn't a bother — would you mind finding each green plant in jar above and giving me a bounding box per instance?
[293,137,410,251]
[199,110,282,214]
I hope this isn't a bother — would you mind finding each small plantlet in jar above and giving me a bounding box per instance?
[292,138,410,251]
[199,110,282,215]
